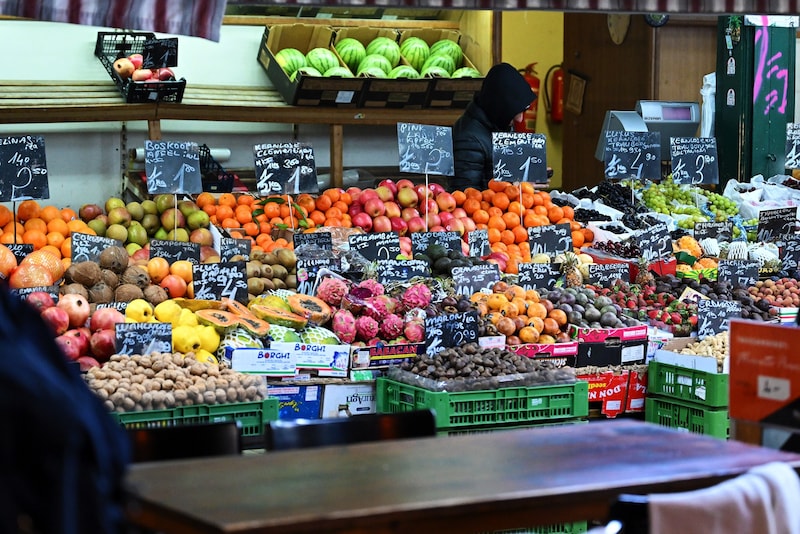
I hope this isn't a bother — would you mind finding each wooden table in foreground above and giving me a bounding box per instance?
[124,420,800,534]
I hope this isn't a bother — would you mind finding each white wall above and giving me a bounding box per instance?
[0,20,399,209]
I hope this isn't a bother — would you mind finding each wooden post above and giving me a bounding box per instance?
[330,124,343,188]
[147,119,162,141]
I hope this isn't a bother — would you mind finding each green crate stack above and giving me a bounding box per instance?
[489,522,588,534]
[645,361,729,438]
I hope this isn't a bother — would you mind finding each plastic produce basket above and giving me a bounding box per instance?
[645,396,729,439]
[94,31,186,103]
[199,144,235,193]
[109,398,278,440]
[377,377,588,430]
[648,360,728,408]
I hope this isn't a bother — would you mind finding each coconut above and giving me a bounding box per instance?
[121,265,151,289]
[98,246,129,274]
[69,261,103,287]
[87,282,114,304]
[114,283,144,302]
[61,282,89,300]
[101,269,119,289]
[143,284,168,306]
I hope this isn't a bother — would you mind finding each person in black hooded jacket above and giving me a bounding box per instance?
[450,62,537,191]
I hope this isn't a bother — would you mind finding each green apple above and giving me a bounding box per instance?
[154,194,176,214]
[187,210,210,230]
[105,197,125,213]
[106,223,128,243]
[125,242,142,256]
[154,227,169,241]
[87,218,107,237]
[141,199,158,215]
[167,228,190,242]
[126,221,149,246]
[126,201,144,221]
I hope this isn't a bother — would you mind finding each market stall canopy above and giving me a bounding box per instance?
[0,0,228,41]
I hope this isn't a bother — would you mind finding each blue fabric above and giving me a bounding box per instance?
[0,283,130,534]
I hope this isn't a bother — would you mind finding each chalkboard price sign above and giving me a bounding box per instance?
[697,299,741,339]
[253,142,318,196]
[694,220,733,242]
[71,232,123,263]
[115,322,172,356]
[586,263,630,287]
[717,259,759,289]
[293,231,333,254]
[491,131,548,183]
[517,262,561,291]
[142,37,179,68]
[782,235,800,272]
[424,311,479,356]
[348,232,401,263]
[149,239,201,265]
[396,122,454,176]
[296,257,341,296]
[634,222,672,262]
[96,301,128,313]
[10,284,60,301]
[220,237,251,262]
[192,261,248,303]
[602,130,661,180]
[786,122,800,169]
[468,229,491,258]
[6,243,33,263]
[0,135,49,202]
[412,231,462,256]
[527,223,573,256]
[670,137,719,185]
[757,207,798,242]
[451,264,500,298]
[144,140,202,195]
[377,259,430,285]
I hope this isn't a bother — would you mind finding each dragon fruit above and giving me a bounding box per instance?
[316,277,349,307]
[380,313,404,340]
[403,320,425,343]
[341,286,372,315]
[363,295,399,321]
[402,283,432,310]
[355,315,379,342]
[358,278,384,296]
[331,308,356,344]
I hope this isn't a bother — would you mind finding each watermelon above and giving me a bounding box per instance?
[399,37,430,73]
[358,66,387,78]
[324,66,355,78]
[274,47,307,77]
[430,39,464,68]
[357,54,393,75]
[388,65,420,79]
[335,38,367,73]
[421,65,451,78]
[451,66,482,78]
[306,48,340,75]
[290,66,323,82]
[365,36,401,68]
[421,53,456,75]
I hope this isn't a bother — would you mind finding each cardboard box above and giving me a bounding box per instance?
[321,383,376,418]
[350,342,425,370]
[576,338,647,367]
[626,367,648,413]
[511,341,579,368]
[577,369,629,418]
[568,322,649,343]
[267,384,322,420]
[333,27,432,110]
[258,24,365,107]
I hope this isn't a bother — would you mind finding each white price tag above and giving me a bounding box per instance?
[757,375,791,401]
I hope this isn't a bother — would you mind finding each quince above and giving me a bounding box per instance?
[154,300,182,326]
[178,307,199,327]
[172,324,202,354]
[125,299,155,323]
[196,325,220,353]
[194,349,219,365]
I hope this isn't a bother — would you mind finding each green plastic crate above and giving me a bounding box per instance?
[377,377,588,430]
[490,522,588,534]
[110,397,279,439]
[649,360,729,408]
[645,396,729,439]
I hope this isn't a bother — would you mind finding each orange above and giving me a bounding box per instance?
[452,190,466,206]
[482,189,495,203]
[16,200,40,222]
[487,215,506,232]
[472,209,489,225]
[500,230,515,246]
[243,222,259,237]
[218,193,237,207]
[325,207,342,220]
[487,227,501,244]
[309,210,326,226]
[332,200,349,214]
[504,185,520,199]
[40,245,61,259]
[581,228,594,244]
[202,204,217,217]
[46,231,65,249]
[323,188,341,203]
[521,193,534,209]
[507,201,524,217]
[296,193,316,215]
[237,194,255,207]
[147,257,170,284]
[533,205,548,217]
[488,179,507,192]
[463,198,481,216]
[562,205,574,220]
[314,194,332,213]
[520,182,535,195]
[196,192,216,209]
[0,232,22,244]
[221,217,239,229]
[487,206,503,218]
[60,207,77,222]
[47,218,69,236]
[0,206,12,229]
[512,226,528,244]
[170,260,194,284]
[60,236,72,259]
[22,229,47,250]
[502,212,521,230]
[339,191,352,206]
[38,205,61,223]
[66,219,88,235]
[547,206,565,223]
[213,204,233,222]
[492,192,510,211]
[23,218,47,233]
[532,192,545,207]
[235,205,253,225]
[464,187,482,200]
[571,230,585,248]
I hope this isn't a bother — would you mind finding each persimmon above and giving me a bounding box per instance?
[547,205,565,224]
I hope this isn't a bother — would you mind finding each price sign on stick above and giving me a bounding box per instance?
[192,261,248,304]
[757,207,798,242]
[670,137,719,185]
[149,239,201,265]
[115,322,172,356]
[694,221,733,242]
[348,232,401,263]
[518,262,561,291]
[145,140,202,195]
[586,263,630,287]
[71,233,123,263]
[527,223,572,256]
[142,37,178,68]
[377,259,430,285]
[451,264,500,298]
[468,229,491,257]
[296,257,340,296]
[492,132,548,183]
[697,300,741,339]
[425,311,479,356]
[411,231,462,256]
[603,131,660,180]
[786,123,800,169]
[397,123,454,176]
[293,232,333,255]
[634,223,672,263]
[220,237,251,262]
[254,142,318,196]
[717,260,759,289]
[782,235,800,272]
[0,135,49,202]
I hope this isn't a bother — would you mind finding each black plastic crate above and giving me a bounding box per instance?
[94,32,186,103]
[199,144,235,193]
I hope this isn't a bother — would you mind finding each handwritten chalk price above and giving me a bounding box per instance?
[253,142,318,196]
[397,123,454,176]
[491,131,548,183]
[145,140,202,195]
[0,135,49,202]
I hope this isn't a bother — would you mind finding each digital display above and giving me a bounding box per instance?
[662,106,693,121]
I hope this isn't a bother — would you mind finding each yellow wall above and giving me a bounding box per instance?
[502,11,564,188]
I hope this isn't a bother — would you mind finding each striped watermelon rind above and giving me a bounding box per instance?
[274,47,307,76]
[421,65,451,78]
[365,37,401,68]
[388,65,420,79]
[335,38,367,73]
[399,37,430,73]
[358,54,393,75]
[421,53,456,75]
[357,66,388,78]
[306,48,340,75]
[451,67,482,78]
[324,66,355,78]
[430,39,464,69]
[290,66,323,82]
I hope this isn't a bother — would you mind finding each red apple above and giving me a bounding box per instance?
[90,307,126,333]
[363,197,386,218]
[390,217,408,236]
[425,211,441,229]
[57,294,90,329]
[397,187,419,209]
[401,207,419,222]
[90,328,118,362]
[156,67,175,81]
[452,207,468,219]
[77,355,101,372]
[445,218,466,236]
[348,203,364,218]
[78,203,103,222]
[41,306,70,336]
[407,216,427,234]
[396,179,415,190]
[128,53,144,69]
[200,245,220,263]
[461,240,471,256]
[132,68,153,81]
[26,291,55,312]
[55,333,82,361]
[359,189,379,205]
[189,228,214,247]
[423,198,439,216]
[351,212,373,231]
[430,225,445,233]
[461,217,477,233]
[346,186,362,203]
[429,182,446,196]
[113,57,135,79]
[372,215,392,233]
[378,179,398,196]
[416,184,433,203]
[399,236,412,255]
[384,201,401,219]
[375,185,395,202]
[438,212,454,226]
[436,192,457,213]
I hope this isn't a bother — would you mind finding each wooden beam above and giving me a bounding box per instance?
[222,15,460,29]
[330,124,344,188]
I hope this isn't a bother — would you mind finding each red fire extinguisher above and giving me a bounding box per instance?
[544,64,565,123]
[514,63,540,133]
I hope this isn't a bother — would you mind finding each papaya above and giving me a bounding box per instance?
[222,297,256,317]
[195,309,240,333]
[172,297,226,312]
[287,294,332,325]
[235,314,271,338]
[249,294,292,312]
[249,304,308,330]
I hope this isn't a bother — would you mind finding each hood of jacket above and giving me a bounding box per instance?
[475,63,536,131]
